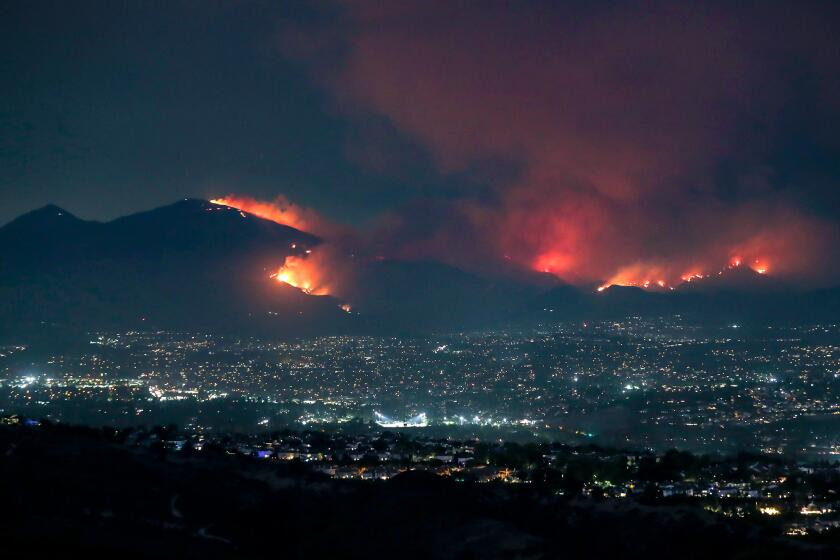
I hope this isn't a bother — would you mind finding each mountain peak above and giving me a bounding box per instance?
[112,198,317,234]
[0,204,86,233]
[34,203,69,214]
[19,203,76,220]
[133,198,218,216]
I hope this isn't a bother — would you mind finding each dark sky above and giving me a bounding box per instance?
[2,1,839,286]
[0,1,459,225]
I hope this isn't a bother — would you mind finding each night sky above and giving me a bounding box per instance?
[3,1,840,286]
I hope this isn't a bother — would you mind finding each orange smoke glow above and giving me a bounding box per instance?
[211,195,327,235]
[534,253,574,276]
[751,259,768,274]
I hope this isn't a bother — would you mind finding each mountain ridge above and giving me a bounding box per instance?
[1,199,838,339]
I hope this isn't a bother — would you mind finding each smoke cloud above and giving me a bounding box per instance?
[278,1,840,287]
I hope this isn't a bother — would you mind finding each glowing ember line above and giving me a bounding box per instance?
[593,256,771,293]
[210,196,316,232]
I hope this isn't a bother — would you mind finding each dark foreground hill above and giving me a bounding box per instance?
[1,423,837,559]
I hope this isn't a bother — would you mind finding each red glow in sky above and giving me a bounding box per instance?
[211,195,335,238]
[279,1,840,288]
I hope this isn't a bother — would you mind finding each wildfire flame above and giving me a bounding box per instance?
[211,195,348,299]
[751,259,768,274]
[595,263,678,292]
[270,254,332,296]
[594,256,770,292]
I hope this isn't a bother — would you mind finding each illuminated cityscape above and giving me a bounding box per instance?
[4,319,839,457]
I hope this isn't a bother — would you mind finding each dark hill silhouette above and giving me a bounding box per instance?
[347,259,541,332]
[0,199,350,337]
[1,199,839,338]
[527,281,840,325]
[675,265,782,293]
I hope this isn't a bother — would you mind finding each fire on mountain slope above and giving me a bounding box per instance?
[595,256,771,292]
[211,197,346,298]
[270,253,333,296]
